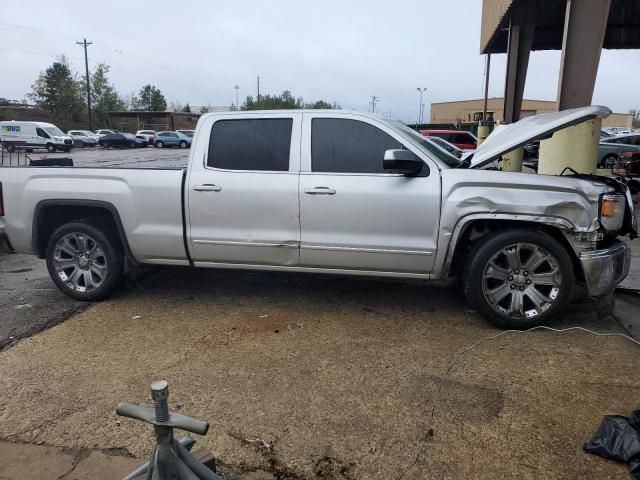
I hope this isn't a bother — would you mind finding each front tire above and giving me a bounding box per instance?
[179,140,187,149]
[46,143,56,153]
[45,222,123,301]
[464,229,574,329]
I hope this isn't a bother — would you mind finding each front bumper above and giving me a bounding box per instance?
[580,241,631,297]
[0,222,14,254]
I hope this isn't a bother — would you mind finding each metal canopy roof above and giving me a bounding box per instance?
[481,0,640,54]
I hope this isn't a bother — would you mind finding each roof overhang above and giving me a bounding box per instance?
[481,0,640,54]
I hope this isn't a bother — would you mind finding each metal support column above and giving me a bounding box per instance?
[556,0,611,110]
[502,3,534,172]
[502,5,534,124]
[538,0,611,175]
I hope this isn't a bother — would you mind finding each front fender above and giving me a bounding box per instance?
[433,169,610,277]
[437,213,575,277]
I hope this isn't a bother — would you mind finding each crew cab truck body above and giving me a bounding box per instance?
[0,107,635,328]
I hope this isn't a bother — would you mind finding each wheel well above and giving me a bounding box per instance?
[448,219,583,281]
[34,203,126,259]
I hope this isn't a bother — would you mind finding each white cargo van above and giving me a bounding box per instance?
[0,121,73,153]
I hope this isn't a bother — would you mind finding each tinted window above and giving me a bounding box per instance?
[208,118,292,171]
[311,118,403,173]
[36,128,49,138]
[453,133,476,146]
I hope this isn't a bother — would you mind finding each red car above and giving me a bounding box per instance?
[419,129,478,150]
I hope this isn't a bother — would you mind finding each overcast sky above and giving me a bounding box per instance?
[1,0,638,122]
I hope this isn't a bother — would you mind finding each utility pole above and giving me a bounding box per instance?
[370,96,379,114]
[416,87,427,126]
[257,76,261,104]
[76,38,93,131]
[234,85,240,110]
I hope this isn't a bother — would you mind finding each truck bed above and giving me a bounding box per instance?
[1,166,189,264]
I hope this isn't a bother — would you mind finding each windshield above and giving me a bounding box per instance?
[44,126,65,137]
[123,133,136,139]
[391,121,463,167]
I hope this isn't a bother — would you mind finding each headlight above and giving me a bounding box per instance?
[599,193,625,231]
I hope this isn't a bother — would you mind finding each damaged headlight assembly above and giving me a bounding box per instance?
[599,193,625,232]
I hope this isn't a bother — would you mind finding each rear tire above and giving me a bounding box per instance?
[46,143,56,153]
[464,229,574,329]
[4,143,16,153]
[156,141,164,148]
[45,222,123,301]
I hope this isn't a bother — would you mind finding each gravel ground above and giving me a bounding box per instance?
[0,266,637,479]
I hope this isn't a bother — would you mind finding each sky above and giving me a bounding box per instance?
[1,0,639,123]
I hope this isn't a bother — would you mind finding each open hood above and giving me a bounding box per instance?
[469,105,611,169]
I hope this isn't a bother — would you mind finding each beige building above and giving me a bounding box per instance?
[430,98,632,128]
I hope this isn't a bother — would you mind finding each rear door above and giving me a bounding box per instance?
[187,112,302,266]
[298,113,441,274]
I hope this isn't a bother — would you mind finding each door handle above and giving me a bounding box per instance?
[304,187,336,195]
[193,184,222,192]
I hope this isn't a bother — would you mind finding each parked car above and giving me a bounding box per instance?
[0,106,634,330]
[418,129,477,150]
[425,136,466,158]
[98,132,147,149]
[67,130,98,148]
[176,129,195,138]
[0,121,73,152]
[95,129,116,139]
[600,129,614,139]
[135,130,156,145]
[0,98,10,106]
[604,127,633,135]
[155,131,192,148]
[598,137,640,167]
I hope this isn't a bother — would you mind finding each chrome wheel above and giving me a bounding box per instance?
[52,232,109,293]
[481,243,562,320]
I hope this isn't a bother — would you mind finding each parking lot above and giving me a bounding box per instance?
[27,144,189,168]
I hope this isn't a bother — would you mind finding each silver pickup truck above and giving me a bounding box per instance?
[0,106,635,328]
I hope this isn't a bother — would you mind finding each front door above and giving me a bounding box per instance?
[298,114,441,274]
[187,113,302,267]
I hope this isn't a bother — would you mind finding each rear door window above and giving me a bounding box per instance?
[208,118,292,171]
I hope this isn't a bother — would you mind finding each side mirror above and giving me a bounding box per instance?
[383,149,423,175]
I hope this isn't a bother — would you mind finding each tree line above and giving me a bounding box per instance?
[25,56,338,130]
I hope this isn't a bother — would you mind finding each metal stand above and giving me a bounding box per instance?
[117,380,222,480]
